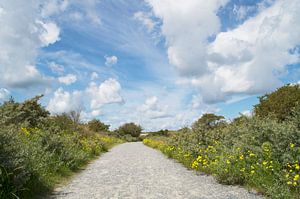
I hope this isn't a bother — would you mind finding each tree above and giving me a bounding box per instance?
[118,123,142,137]
[192,113,225,130]
[254,84,300,121]
[87,119,110,132]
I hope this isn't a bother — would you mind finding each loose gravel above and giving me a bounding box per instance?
[50,142,263,199]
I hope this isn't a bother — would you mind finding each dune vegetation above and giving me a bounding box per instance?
[143,84,300,199]
[0,96,123,198]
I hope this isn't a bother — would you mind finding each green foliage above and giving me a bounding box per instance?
[117,123,142,138]
[0,95,49,127]
[192,113,225,130]
[87,119,110,132]
[254,84,300,121]
[0,96,123,198]
[144,85,300,199]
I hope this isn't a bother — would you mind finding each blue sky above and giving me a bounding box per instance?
[0,0,299,131]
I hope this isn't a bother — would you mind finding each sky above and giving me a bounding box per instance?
[0,0,299,131]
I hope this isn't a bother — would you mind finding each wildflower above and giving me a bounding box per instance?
[262,161,268,165]
[294,174,299,181]
[196,156,202,162]
[295,164,300,170]
[249,153,255,157]
[226,160,231,164]
[250,170,255,174]
[287,181,292,185]
[240,168,245,172]
[192,161,199,169]
[290,143,295,148]
[293,181,297,186]
[239,155,244,160]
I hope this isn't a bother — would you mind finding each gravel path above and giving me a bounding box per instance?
[50,142,262,199]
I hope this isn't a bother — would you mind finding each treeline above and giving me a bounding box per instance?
[0,96,123,198]
[144,84,300,198]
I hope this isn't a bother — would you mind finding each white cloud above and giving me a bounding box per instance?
[134,11,156,31]
[48,62,65,74]
[0,0,60,88]
[204,0,300,102]
[241,110,252,117]
[41,0,69,17]
[105,55,118,66]
[149,0,300,104]
[139,96,170,119]
[58,74,77,85]
[39,21,60,46]
[46,88,82,114]
[146,0,229,76]
[233,4,257,21]
[86,78,123,110]
[0,88,10,101]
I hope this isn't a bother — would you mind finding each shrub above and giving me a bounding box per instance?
[143,84,300,198]
[0,96,123,198]
[117,123,142,138]
[87,119,110,132]
[254,84,300,121]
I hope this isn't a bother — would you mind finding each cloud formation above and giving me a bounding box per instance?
[105,55,118,66]
[58,74,77,85]
[47,88,82,114]
[146,0,229,77]
[139,96,170,119]
[134,11,156,32]
[148,0,300,103]
[0,0,60,88]
[87,78,123,110]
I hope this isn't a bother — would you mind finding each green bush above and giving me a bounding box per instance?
[143,85,300,198]
[117,123,142,138]
[0,96,123,198]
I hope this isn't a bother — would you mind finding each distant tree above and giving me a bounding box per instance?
[254,84,300,121]
[87,119,110,132]
[118,123,142,137]
[68,110,81,126]
[192,113,225,130]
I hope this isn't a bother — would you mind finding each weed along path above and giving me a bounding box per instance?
[50,142,262,199]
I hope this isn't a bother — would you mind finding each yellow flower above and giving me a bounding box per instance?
[239,155,244,160]
[249,153,255,157]
[290,143,295,148]
[293,181,297,186]
[262,161,268,165]
[21,127,30,136]
[287,181,292,185]
[226,160,231,164]
[192,161,199,169]
[240,168,245,172]
[295,164,300,170]
[250,170,255,174]
[294,174,299,181]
